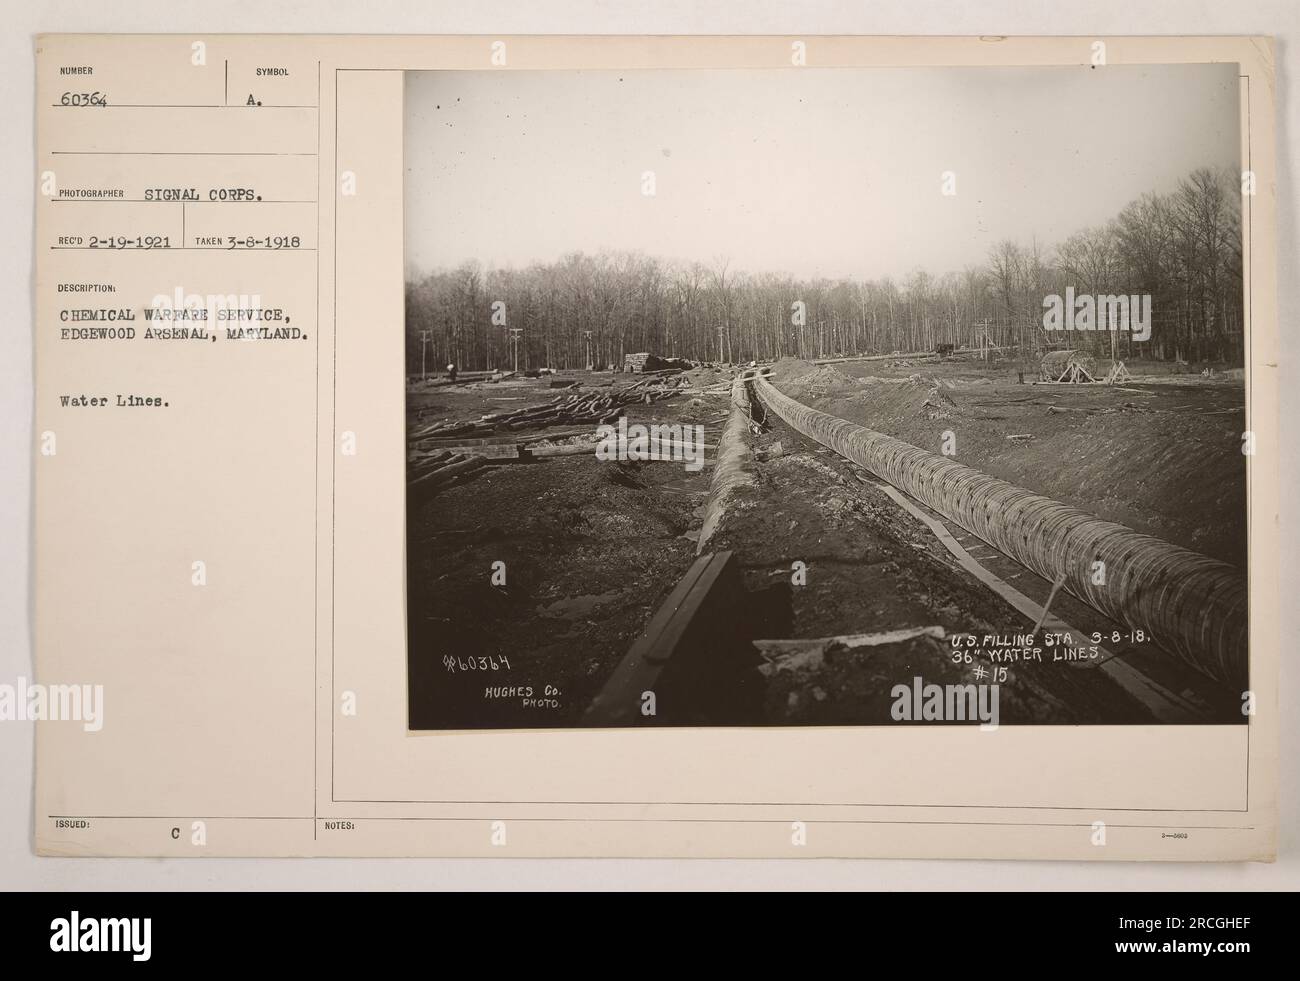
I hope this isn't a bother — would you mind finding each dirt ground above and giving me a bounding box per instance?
[769,356,1247,567]
[407,372,726,728]
[708,412,1239,725]
[406,360,1244,729]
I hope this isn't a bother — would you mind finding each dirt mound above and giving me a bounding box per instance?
[763,367,1245,566]
[679,365,734,388]
[920,385,957,419]
[771,361,944,424]
[767,357,820,385]
[769,358,864,399]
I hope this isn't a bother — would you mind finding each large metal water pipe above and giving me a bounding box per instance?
[753,376,1247,690]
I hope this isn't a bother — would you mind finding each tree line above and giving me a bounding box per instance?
[405,166,1243,375]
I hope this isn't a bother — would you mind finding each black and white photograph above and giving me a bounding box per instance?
[404,64,1248,730]
[6,0,1295,906]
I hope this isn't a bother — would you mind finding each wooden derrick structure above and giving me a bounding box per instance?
[1040,350,1098,383]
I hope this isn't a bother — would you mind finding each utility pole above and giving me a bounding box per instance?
[509,327,523,372]
[419,330,431,381]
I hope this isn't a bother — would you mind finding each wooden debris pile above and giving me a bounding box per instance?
[624,353,695,373]
[407,451,487,501]
[409,377,679,443]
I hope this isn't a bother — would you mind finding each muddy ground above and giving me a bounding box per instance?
[770,356,1247,567]
[407,372,726,729]
[709,409,1240,725]
[406,360,1245,729]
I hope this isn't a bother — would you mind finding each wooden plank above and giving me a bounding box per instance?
[582,551,754,726]
[436,443,521,459]
[417,435,520,448]
[525,442,600,458]
[413,435,520,458]
[642,551,735,665]
[407,456,486,497]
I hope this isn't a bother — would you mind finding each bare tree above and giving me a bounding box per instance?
[406,169,1245,372]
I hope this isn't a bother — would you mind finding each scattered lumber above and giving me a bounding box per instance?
[425,370,493,387]
[407,452,487,499]
[814,351,938,366]
[410,377,679,442]
[528,438,716,460]
[624,353,694,373]
[516,426,604,443]
[415,435,522,459]
[410,425,653,463]
[526,441,604,458]
[692,383,735,396]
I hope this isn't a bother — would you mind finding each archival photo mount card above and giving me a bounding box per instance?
[32,34,1278,859]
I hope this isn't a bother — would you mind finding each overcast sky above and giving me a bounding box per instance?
[405,64,1240,281]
